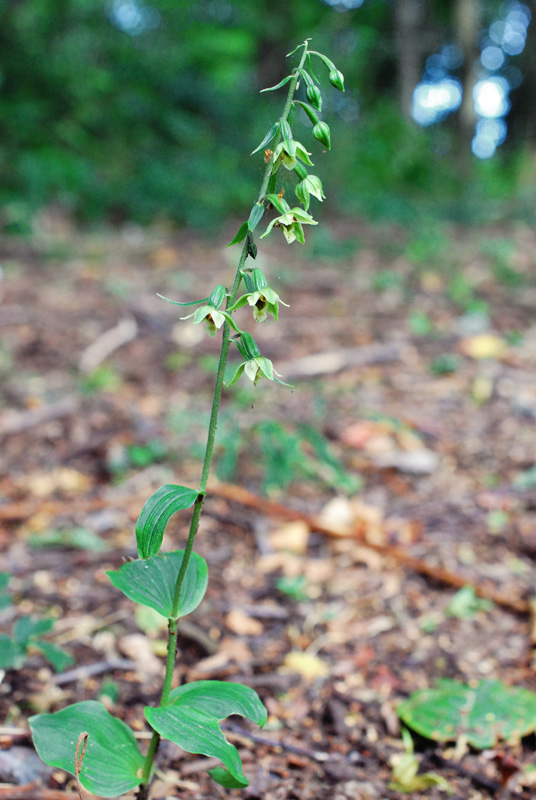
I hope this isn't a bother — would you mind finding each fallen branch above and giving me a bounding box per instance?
[0,397,79,438]
[278,342,403,380]
[78,317,138,374]
[209,482,530,615]
[0,784,79,800]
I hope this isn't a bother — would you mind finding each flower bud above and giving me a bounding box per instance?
[208,284,227,310]
[329,69,345,91]
[306,83,322,110]
[293,162,308,181]
[237,332,261,361]
[313,121,331,150]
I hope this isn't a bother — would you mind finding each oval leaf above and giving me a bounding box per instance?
[247,203,265,232]
[136,484,199,558]
[398,679,536,749]
[29,701,144,797]
[107,549,208,619]
[145,681,267,787]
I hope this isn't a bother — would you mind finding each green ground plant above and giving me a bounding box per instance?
[28,41,344,799]
[0,574,74,672]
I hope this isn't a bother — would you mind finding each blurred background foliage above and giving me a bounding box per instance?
[0,0,535,232]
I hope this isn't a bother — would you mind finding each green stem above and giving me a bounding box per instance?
[139,40,310,798]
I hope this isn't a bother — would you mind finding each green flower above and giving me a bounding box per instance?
[229,268,289,322]
[176,284,240,338]
[272,141,313,171]
[180,305,229,337]
[227,333,290,386]
[295,174,325,211]
[260,207,317,245]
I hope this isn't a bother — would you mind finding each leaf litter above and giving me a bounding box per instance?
[1,222,536,798]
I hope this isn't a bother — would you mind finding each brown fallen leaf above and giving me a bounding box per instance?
[226,609,264,637]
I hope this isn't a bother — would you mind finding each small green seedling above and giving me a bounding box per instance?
[397,679,536,750]
[445,585,493,619]
[0,575,74,673]
[29,40,345,799]
[429,353,461,375]
[389,727,452,794]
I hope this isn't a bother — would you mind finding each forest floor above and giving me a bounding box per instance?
[1,216,536,800]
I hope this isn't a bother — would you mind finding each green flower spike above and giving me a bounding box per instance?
[228,332,290,387]
[229,268,289,323]
[179,284,240,338]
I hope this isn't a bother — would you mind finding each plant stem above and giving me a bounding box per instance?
[139,40,310,798]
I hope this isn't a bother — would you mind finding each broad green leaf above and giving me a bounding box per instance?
[145,681,267,787]
[209,766,248,788]
[34,641,75,672]
[247,203,264,232]
[136,484,199,558]
[107,549,208,619]
[226,221,248,247]
[398,679,536,748]
[250,122,279,155]
[0,573,9,591]
[29,701,145,797]
[260,75,292,93]
[13,616,54,646]
[0,634,24,669]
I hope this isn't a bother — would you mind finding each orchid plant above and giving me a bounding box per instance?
[29,39,344,799]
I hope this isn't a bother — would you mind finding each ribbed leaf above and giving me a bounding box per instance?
[136,484,199,558]
[247,203,265,232]
[29,701,144,797]
[226,221,248,247]
[107,549,208,619]
[145,681,266,787]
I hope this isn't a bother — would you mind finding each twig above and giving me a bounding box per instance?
[278,342,403,380]
[53,658,136,685]
[78,317,138,373]
[0,397,79,438]
[221,721,332,763]
[0,784,79,800]
[209,482,530,615]
[74,732,88,800]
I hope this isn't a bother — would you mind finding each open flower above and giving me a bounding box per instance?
[229,268,289,322]
[272,141,313,171]
[172,284,240,338]
[228,332,290,386]
[295,174,325,211]
[260,207,317,245]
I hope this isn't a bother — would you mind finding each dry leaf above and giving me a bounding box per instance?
[269,520,310,554]
[226,609,264,636]
[461,333,507,360]
[282,651,330,680]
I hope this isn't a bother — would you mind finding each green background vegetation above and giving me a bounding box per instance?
[1,0,535,231]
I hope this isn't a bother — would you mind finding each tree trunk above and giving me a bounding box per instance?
[395,0,427,119]
[454,0,482,154]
